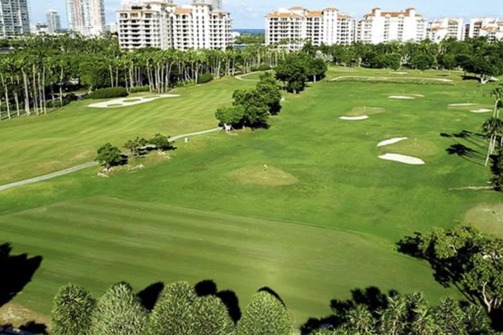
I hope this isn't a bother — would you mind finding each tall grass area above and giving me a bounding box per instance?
[1,67,502,325]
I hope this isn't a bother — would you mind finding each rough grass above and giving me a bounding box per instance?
[465,203,503,237]
[1,66,503,326]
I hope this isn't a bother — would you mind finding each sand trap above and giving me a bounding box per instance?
[340,115,369,121]
[389,96,415,100]
[471,109,492,113]
[377,137,408,147]
[88,94,180,108]
[379,153,425,165]
[410,94,424,97]
[391,72,408,75]
[449,103,476,107]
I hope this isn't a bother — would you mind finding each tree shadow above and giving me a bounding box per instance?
[300,286,398,335]
[441,131,486,166]
[396,235,476,304]
[19,321,48,334]
[0,243,43,307]
[194,279,241,323]
[137,282,164,311]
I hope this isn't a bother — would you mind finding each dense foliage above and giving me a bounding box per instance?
[197,72,214,84]
[275,52,327,93]
[89,87,128,99]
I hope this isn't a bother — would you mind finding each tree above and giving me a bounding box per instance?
[215,105,245,128]
[51,283,96,335]
[193,296,236,335]
[275,54,308,94]
[256,72,282,115]
[237,291,292,335]
[147,281,197,335]
[232,89,269,127]
[95,143,123,170]
[149,133,173,152]
[89,282,148,335]
[124,137,148,157]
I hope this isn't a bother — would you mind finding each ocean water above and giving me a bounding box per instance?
[233,29,265,35]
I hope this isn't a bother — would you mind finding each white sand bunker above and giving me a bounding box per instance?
[377,137,408,147]
[410,94,424,97]
[471,109,492,113]
[88,94,180,108]
[389,96,415,100]
[340,115,369,121]
[449,103,476,107]
[379,153,425,165]
[391,72,408,75]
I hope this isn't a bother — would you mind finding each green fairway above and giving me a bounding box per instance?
[1,67,502,326]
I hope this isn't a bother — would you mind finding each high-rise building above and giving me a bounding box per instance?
[467,18,503,42]
[65,0,106,36]
[118,0,232,50]
[356,8,427,44]
[46,9,61,34]
[427,18,464,43]
[265,6,355,50]
[0,0,30,37]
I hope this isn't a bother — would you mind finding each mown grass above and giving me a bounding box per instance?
[1,66,502,325]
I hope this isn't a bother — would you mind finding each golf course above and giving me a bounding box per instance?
[1,66,502,326]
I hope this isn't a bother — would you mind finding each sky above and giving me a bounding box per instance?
[31,0,503,29]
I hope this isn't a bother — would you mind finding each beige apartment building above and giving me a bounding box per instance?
[118,0,232,50]
[467,18,503,42]
[66,0,106,36]
[265,6,355,50]
[427,18,464,42]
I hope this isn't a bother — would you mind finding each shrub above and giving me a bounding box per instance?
[197,72,214,84]
[128,85,150,93]
[89,87,128,99]
[251,63,272,72]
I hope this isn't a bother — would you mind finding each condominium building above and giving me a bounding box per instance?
[467,18,503,42]
[265,6,355,50]
[117,0,232,50]
[0,0,30,37]
[66,0,106,36]
[46,9,62,34]
[427,18,464,42]
[356,8,427,44]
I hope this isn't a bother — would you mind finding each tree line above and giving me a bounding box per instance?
[0,35,288,121]
[310,37,503,83]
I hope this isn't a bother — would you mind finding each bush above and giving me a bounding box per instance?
[128,85,150,93]
[197,72,213,84]
[89,87,128,99]
[251,63,272,72]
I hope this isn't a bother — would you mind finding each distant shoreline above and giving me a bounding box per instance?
[233,28,265,34]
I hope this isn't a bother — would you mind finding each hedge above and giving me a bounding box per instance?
[197,72,214,84]
[89,87,129,99]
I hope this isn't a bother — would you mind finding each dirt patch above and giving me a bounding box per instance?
[0,303,50,331]
[465,204,503,237]
[228,165,298,186]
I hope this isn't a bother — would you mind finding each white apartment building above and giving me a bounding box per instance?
[427,18,464,43]
[356,8,427,44]
[66,0,106,36]
[0,0,30,37]
[265,6,355,50]
[118,0,232,50]
[46,9,62,34]
[467,18,503,42]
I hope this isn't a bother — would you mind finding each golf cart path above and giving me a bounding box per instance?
[0,127,222,192]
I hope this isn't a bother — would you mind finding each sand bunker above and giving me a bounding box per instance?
[391,72,408,75]
[339,116,369,121]
[410,94,424,97]
[88,94,180,108]
[377,137,408,147]
[449,103,477,107]
[389,96,415,100]
[471,109,492,113]
[379,153,425,165]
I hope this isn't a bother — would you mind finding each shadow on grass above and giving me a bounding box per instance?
[0,243,42,307]
[440,131,486,166]
[300,286,397,334]
[194,279,242,323]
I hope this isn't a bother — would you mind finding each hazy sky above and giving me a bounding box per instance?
[31,0,503,29]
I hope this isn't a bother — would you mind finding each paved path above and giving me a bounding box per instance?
[0,127,222,192]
